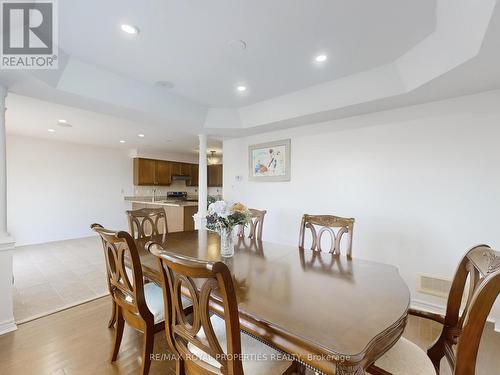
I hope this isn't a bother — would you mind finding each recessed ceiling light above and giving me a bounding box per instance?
[121,24,139,35]
[138,133,145,138]
[57,119,72,128]
[236,85,247,92]
[229,39,247,50]
[155,80,174,89]
[48,128,55,133]
[315,54,328,63]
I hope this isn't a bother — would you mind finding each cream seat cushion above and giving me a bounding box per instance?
[375,337,436,375]
[187,315,293,375]
[143,282,165,324]
[125,282,191,324]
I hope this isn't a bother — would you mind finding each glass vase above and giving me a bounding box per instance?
[219,227,235,257]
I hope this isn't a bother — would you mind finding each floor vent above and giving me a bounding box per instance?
[418,274,452,299]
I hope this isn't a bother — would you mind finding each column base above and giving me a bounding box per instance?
[193,213,207,230]
[0,234,16,335]
[0,320,17,335]
[0,234,14,250]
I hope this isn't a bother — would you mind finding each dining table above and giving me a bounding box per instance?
[132,230,410,375]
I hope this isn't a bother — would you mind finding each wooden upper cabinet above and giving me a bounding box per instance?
[171,162,191,177]
[155,160,172,185]
[170,162,181,176]
[134,158,156,185]
[134,158,201,186]
[180,163,191,176]
[208,164,223,187]
[187,164,199,186]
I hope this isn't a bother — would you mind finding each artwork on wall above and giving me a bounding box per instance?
[248,139,291,182]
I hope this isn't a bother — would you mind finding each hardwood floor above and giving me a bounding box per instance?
[1,296,499,374]
[0,297,176,375]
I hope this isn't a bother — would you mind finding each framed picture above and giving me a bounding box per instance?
[248,139,291,182]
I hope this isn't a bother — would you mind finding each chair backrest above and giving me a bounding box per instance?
[298,214,355,258]
[127,208,167,239]
[91,223,153,324]
[431,245,500,375]
[237,208,266,241]
[148,244,244,375]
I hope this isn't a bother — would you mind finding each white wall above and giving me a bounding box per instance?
[7,135,133,246]
[223,89,500,322]
[7,136,222,246]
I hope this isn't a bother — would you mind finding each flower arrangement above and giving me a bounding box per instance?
[206,201,252,257]
[206,201,252,232]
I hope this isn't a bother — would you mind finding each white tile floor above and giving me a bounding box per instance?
[13,236,109,323]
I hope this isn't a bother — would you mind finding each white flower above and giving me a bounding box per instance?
[208,200,230,218]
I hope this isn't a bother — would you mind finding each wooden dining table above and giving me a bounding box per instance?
[133,230,410,375]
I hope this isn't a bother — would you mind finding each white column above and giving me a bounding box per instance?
[0,87,7,236]
[0,86,16,335]
[194,134,208,229]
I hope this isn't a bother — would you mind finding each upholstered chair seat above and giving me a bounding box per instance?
[187,314,293,374]
[124,283,192,325]
[375,337,436,375]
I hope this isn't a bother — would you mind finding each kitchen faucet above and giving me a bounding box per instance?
[152,188,157,202]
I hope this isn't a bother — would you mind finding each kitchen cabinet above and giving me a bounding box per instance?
[170,162,181,176]
[133,157,221,187]
[133,158,156,185]
[183,205,198,231]
[155,160,172,185]
[187,164,199,186]
[208,164,223,187]
[131,202,198,232]
[180,163,191,176]
[134,158,173,186]
[170,162,191,176]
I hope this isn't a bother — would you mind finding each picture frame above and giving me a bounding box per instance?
[248,139,291,182]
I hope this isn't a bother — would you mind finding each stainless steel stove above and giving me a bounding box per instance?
[166,191,187,200]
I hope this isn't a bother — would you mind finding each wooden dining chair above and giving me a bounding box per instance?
[91,223,165,375]
[237,208,266,241]
[369,244,500,375]
[127,208,168,239]
[147,243,297,375]
[298,214,355,258]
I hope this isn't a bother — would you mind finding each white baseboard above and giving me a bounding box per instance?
[14,233,98,248]
[411,298,446,315]
[15,292,109,324]
[411,298,500,333]
[0,320,17,335]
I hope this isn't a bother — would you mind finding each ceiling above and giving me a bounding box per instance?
[59,0,436,107]
[5,94,222,154]
[1,0,499,152]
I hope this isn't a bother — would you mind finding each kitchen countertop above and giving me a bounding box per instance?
[125,197,198,207]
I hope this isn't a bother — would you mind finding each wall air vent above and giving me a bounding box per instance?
[418,274,452,299]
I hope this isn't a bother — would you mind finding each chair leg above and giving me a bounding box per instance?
[295,362,307,375]
[141,327,155,375]
[175,359,185,375]
[108,300,117,328]
[427,334,445,373]
[111,309,124,362]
